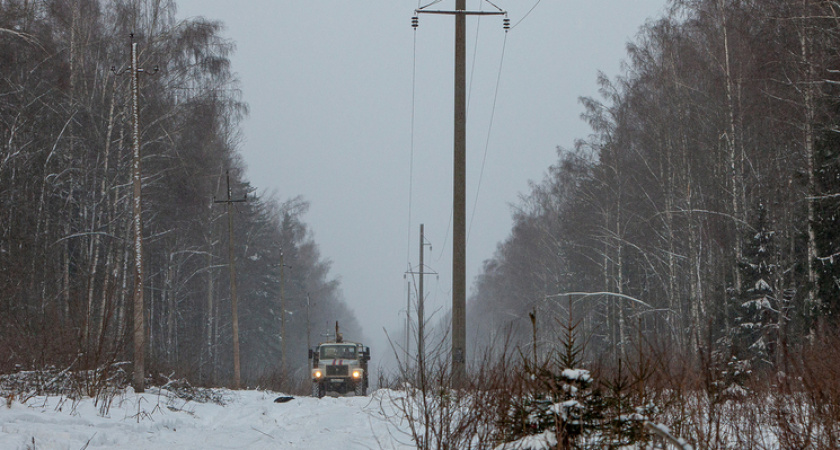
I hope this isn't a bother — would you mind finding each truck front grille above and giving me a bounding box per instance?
[326,365,349,376]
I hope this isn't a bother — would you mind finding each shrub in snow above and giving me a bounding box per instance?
[495,307,652,449]
[497,361,657,449]
[599,359,656,447]
[498,365,603,449]
[151,374,230,405]
[0,363,129,400]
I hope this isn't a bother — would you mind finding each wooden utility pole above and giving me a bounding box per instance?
[306,293,312,354]
[405,225,434,389]
[280,251,287,374]
[119,34,156,393]
[214,170,246,389]
[414,1,505,386]
[130,35,145,394]
[418,223,426,366]
[131,34,146,392]
[405,281,411,369]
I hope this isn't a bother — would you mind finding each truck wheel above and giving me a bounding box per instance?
[312,383,325,398]
[354,382,366,397]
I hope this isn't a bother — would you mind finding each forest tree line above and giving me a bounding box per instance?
[0,0,361,388]
[469,0,840,374]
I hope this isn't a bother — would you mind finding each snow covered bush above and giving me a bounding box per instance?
[498,366,604,449]
[493,307,653,449]
[0,362,129,400]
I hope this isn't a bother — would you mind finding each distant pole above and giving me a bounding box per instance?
[280,250,287,373]
[404,227,435,384]
[306,293,312,353]
[406,281,411,368]
[214,170,246,389]
[418,223,426,367]
[414,224,435,392]
[130,35,145,394]
[227,174,240,389]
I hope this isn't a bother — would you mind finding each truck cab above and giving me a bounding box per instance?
[309,342,370,397]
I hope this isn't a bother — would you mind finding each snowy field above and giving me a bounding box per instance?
[0,389,415,449]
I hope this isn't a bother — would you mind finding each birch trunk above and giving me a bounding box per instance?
[206,250,215,383]
[96,76,120,346]
[800,23,820,314]
[718,0,744,298]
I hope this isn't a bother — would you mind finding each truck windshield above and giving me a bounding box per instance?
[320,345,357,360]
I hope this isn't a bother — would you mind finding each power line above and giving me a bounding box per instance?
[435,209,453,263]
[417,0,444,10]
[466,1,483,116]
[512,0,541,29]
[406,0,424,272]
[468,31,508,244]
[407,13,419,271]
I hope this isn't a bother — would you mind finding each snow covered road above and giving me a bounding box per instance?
[0,389,415,449]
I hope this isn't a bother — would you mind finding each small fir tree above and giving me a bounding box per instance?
[497,297,651,450]
[733,203,780,375]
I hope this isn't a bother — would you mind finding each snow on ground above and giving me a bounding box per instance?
[0,389,415,449]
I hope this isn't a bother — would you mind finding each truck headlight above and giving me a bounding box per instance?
[314,370,323,379]
[352,370,362,379]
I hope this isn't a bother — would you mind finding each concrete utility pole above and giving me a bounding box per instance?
[118,33,157,394]
[414,1,506,386]
[214,170,246,389]
[452,0,467,387]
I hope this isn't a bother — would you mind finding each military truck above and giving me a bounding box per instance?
[309,323,370,398]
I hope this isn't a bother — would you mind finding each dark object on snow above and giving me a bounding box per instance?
[274,396,295,403]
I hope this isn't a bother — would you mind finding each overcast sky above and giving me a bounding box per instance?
[174,0,669,368]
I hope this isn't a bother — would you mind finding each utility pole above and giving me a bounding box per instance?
[405,224,434,389]
[418,224,428,368]
[280,251,288,374]
[405,281,411,369]
[451,0,467,387]
[414,1,506,386]
[418,224,432,391]
[116,33,157,394]
[130,34,145,395]
[306,292,312,353]
[214,170,246,389]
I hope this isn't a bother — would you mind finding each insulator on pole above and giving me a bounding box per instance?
[412,16,419,28]
[503,17,510,31]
